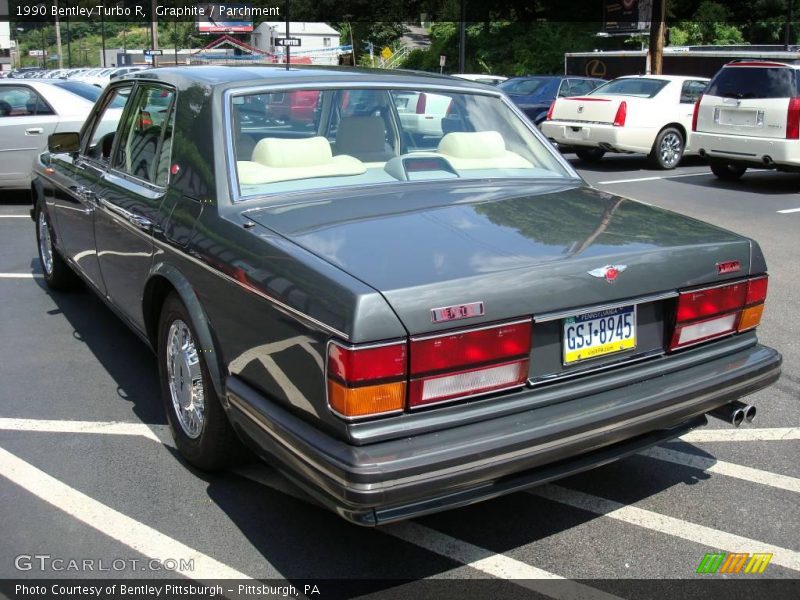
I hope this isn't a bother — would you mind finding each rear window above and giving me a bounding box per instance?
[498,78,555,95]
[590,78,668,98]
[706,66,798,99]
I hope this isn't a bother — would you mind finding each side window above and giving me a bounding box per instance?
[0,86,53,117]
[112,86,176,185]
[84,85,132,163]
[557,80,572,97]
[680,80,707,104]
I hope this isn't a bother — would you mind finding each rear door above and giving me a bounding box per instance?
[697,64,797,138]
[0,84,59,186]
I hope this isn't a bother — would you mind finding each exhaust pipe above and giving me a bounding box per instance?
[698,149,706,157]
[708,400,749,427]
[763,155,774,166]
[743,404,757,423]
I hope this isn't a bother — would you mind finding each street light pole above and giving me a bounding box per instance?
[458,0,466,73]
[54,0,63,69]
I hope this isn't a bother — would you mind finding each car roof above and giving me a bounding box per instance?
[123,65,495,92]
[616,74,710,82]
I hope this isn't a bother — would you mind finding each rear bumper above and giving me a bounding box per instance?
[225,340,781,525]
[540,121,654,153]
[694,131,800,168]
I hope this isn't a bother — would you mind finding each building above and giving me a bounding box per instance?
[0,0,11,72]
[250,22,344,65]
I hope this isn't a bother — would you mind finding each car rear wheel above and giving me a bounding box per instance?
[574,147,606,163]
[709,160,747,181]
[36,206,79,291]
[650,127,684,170]
[158,293,246,471]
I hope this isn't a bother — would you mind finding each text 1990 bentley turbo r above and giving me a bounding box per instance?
[31,66,781,525]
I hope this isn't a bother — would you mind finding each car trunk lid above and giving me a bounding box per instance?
[549,95,623,124]
[243,182,752,338]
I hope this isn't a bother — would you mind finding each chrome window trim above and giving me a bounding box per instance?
[222,82,580,205]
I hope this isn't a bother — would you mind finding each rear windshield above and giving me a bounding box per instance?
[706,66,798,99]
[231,87,571,198]
[498,78,555,95]
[590,78,668,98]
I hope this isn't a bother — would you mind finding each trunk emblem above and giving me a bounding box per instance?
[431,301,485,323]
[717,260,741,274]
[577,105,584,113]
[588,264,627,283]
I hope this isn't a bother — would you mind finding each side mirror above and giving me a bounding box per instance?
[48,132,80,154]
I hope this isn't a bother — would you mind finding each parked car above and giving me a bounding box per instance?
[33,66,780,525]
[452,73,508,85]
[265,89,321,126]
[499,75,606,126]
[392,90,454,139]
[692,60,800,180]
[541,75,709,169]
[0,80,116,190]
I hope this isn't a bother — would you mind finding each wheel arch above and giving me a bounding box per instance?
[659,122,687,144]
[143,264,226,401]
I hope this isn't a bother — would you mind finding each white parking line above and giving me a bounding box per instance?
[0,273,44,279]
[681,427,800,442]
[640,447,800,494]
[777,207,800,214]
[0,215,29,218]
[597,172,712,185]
[235,465,622,600]
[0,445,253,579]
[0,418,164,442]
[530,485,800,572]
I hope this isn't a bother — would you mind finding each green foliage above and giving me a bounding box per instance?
[669,1,746,45]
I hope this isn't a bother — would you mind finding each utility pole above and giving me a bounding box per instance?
[785,0,794,50]
[66,19,72,68]
[54,0,63,69]
[648,0,666,75]
[100,11,106,67]
[150,0,159,67]
[458,0,466,73]
[285,0,290,69]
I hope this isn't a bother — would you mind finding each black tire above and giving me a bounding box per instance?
[575,147,606,163]
[649,127,684,170]
[158,292,245,471]
[709,160,747,181]
[35,204,79,291]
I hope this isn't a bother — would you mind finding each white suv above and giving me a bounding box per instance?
[692,61,800,180]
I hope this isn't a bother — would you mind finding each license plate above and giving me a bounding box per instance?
[563,305,636,365]
[720,109,756,127]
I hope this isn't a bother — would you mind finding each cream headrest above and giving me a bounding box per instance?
[252,136,333,168]
[437,131,506,159]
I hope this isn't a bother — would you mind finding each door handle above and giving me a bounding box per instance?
[128,214,154,232]
[25,127,44,135]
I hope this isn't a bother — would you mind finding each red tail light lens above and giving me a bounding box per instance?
[409,320,532,408]
[613,101,627,127]
[416,93,427,114]
[327,341,406,418]
[670,276,768,350]
[692,96,702,131]
[787,98,800,139]
[546,100,555,121]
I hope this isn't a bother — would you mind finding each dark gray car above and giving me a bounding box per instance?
[31,66,781,525]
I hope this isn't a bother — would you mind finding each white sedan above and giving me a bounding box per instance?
[0,80,104,190]
[540,75,709,169]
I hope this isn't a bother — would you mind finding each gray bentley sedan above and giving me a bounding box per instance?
[31,66,781,525]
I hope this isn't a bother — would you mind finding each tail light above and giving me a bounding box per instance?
[327,341,406,418]
[415,93,427,114]
[546,100,555,121]
[786,97,800,139]
[326,319,533,419]
[692,96,703,131]
[670,276,768,351]
[613,101,627,127]
[409,320,532,408]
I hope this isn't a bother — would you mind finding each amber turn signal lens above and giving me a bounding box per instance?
[327,380,405,418]
[738,304,765,332]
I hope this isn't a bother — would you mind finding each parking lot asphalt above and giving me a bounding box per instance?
[0,156,798,596]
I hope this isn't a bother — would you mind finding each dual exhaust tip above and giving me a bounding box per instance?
[708,400,756,427]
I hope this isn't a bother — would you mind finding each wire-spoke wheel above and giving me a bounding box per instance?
[158,293,246,470]
[650,127,684,170]
[35,204,79,290]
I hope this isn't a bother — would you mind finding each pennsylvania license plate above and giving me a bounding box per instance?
[563,305,636,365]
